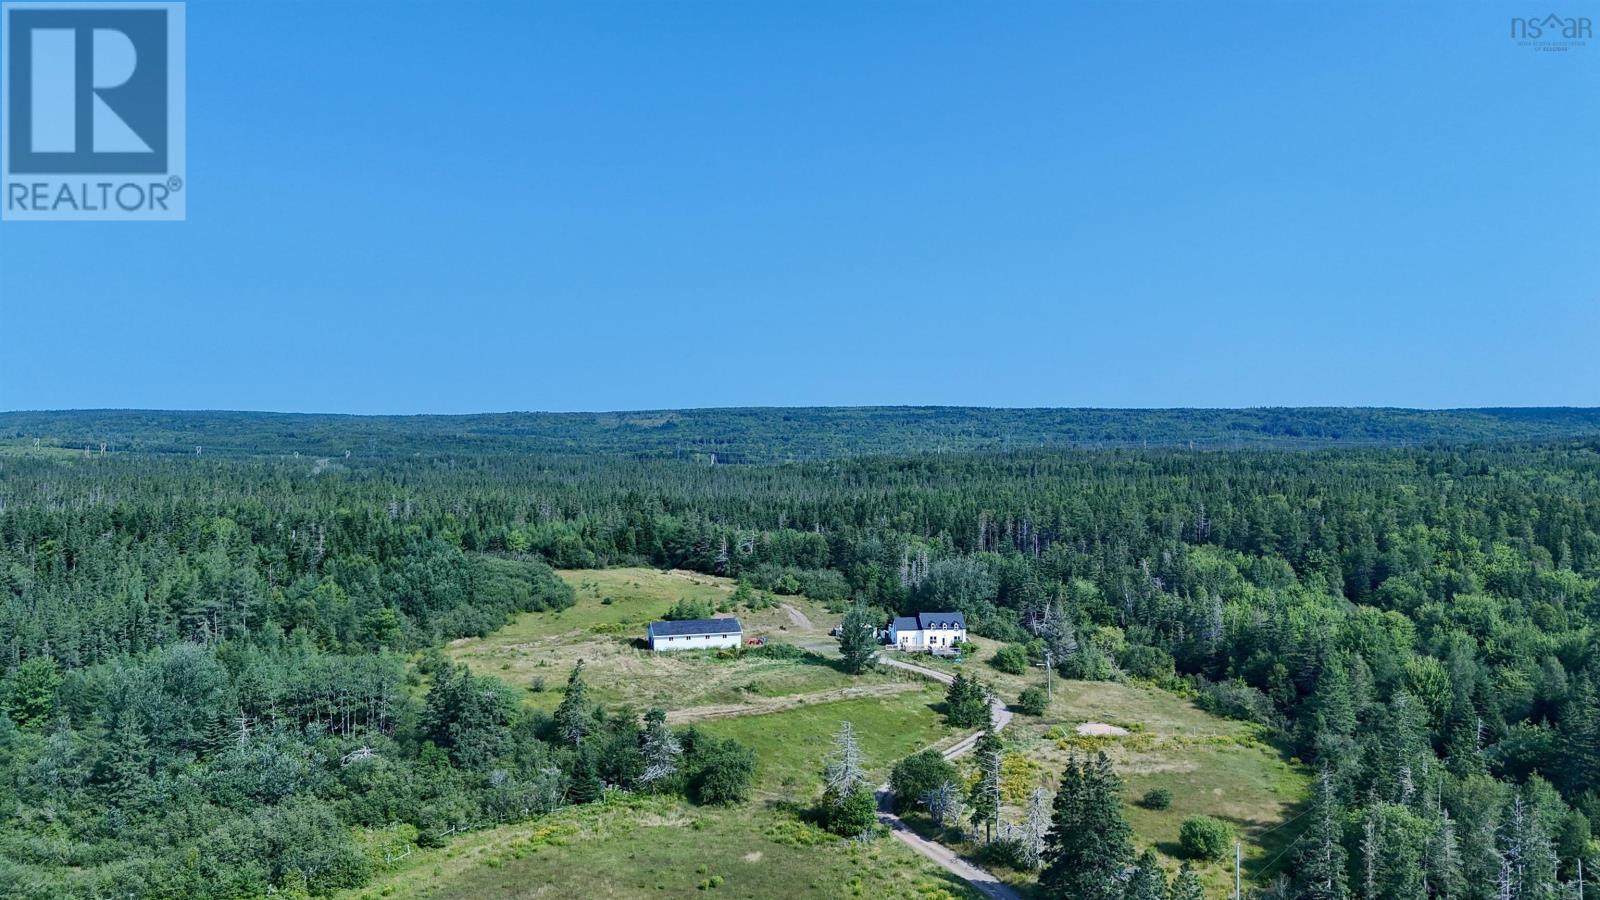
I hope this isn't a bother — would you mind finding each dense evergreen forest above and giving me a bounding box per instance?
[2,410,1599,897]
[5,406,1600,462]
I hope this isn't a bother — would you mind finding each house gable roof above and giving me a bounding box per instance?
[649,617,743,638]
[890,616,921,633]
[916,611,966,630]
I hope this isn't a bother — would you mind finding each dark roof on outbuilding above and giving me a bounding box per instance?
[649,617,743,638]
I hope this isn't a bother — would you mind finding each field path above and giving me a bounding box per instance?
[781,603,814,630]
[873,655,1021,900]
[665,682,921,724]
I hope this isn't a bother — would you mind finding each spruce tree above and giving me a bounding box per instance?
[1126,848,1169,900]
[837,603,880,674]
[1295,769,1350,900]
[967,726,1002,842]
[1170,862,1206,900]
[554,660,593,747]
[637,707,681,790]
[1040,752,1133,900]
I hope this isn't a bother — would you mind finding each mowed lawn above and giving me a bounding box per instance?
[697,686,956,797]
[342,795,981,900]
[445,568,867,713]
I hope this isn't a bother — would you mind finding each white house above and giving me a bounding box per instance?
[647,617,743,651]
[887,612,967,653]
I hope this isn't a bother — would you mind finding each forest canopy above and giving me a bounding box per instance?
[1,410,1598,897]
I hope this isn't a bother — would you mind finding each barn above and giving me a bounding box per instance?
[647,617,743,651]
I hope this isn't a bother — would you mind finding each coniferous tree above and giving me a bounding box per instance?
[565,745,602,804]
[1422,806,1465,898]
[1126,848,1169,900]
[1170,862,1206,900]
[837,603,880,674]
[1040,752,1133,900]
[968,726,1002,842]
[945,673,991,729]
[637,707,681,790]
[1296,769,1350,900]
[554,661,594,747]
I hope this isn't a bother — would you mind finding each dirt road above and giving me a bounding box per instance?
[872,655,1021,900]
[781,603,814,630]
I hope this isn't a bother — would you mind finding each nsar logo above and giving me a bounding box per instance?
[2,2,185,221]
[1510,12,1592,51]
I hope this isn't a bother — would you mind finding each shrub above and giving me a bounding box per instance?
[1138,788,1172,810]
[681,730,756,806]
[1016,686,1048,716]
[990,644,1030,675]
[1196,679,1281,727]
[974,837,1031,871]
[1119,644,1174,680]
[1178,815,1234,861]
[822,787,878,835]
[890,750,958,813]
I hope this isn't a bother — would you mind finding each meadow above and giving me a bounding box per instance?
[897,638,1309,893]
[445,568,878,715]
[341,795,982,900]
[431,569,1309,897]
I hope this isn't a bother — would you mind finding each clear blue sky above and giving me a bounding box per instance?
[1,1,1595,413]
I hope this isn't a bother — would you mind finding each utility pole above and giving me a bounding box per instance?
[1036,643,1049,701]
[1234,841,1242,900]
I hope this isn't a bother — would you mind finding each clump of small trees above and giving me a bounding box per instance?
[944,673,991,728]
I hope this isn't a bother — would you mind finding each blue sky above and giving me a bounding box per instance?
[1,0,1596,413]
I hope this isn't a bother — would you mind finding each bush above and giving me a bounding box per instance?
[890,750,957,813]
[990,644,1030,675]
[1056,644,1116,681]
[1196,679,1281,727]
[974,837,1031,871]
[822,787,878,835]
[681,730,755,806]
[1178,815,1234,861]
[1016,686,1048,716]
[1138,788,1172,810]
[1119,644,1174,680]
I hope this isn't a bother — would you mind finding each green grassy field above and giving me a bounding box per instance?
[431,569,1307,898]
[697,686,956,796]
[342,795,981,900]
[905,640,1311,894]
[446,568,870,714]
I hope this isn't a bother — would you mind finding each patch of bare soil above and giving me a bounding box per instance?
[1075,722,1130,736]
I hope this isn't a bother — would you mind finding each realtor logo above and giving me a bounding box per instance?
[2,2,185,220]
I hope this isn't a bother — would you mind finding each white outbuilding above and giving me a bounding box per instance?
[647,617,743,651]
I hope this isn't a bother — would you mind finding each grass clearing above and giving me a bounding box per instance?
[343,794,981,900]
[696,685,957,796]
[446,568,862,712]
[929,669,1309,894]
